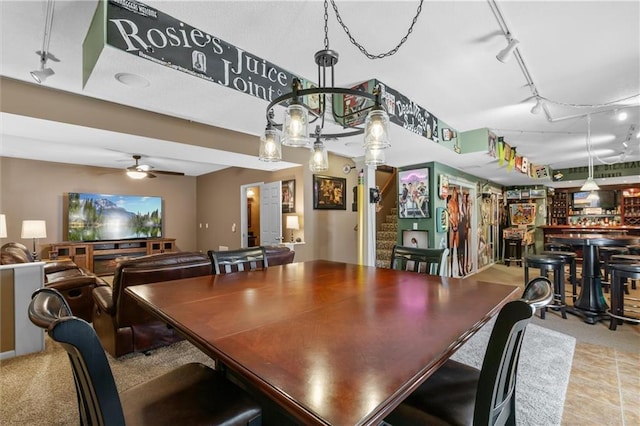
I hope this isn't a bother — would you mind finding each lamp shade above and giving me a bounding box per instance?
[580,177,600,192]
[0,214,7,238]
[286,215,300,230]
[21,220,47,239]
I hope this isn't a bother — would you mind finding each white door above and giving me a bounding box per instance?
[260,181,282,246]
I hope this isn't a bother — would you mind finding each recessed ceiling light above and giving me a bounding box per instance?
[115,72,150,88]
[617,110,628,121]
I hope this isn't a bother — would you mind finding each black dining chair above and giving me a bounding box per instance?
[208,246,268,274]
[390,245,449,276]
[384,283,551,426]
[28,288,262,426]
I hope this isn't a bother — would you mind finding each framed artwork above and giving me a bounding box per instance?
[442,128,453,141]
[509,203,537,226]
[402,230,429,248]
[398,168,430,218]
[313,175,346,210]
[282,179,296,213]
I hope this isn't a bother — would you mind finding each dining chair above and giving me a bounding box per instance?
[384,297,544,426]
[208,246,268,274]
[390,245,449,276]
[521,276,554,313]
[28,288,262,426]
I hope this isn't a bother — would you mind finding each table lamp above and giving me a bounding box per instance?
[286,215,299,242]
[21,219,47,259]
[0,214,6,238]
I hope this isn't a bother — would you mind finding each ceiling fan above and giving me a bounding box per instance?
[125,155,185,179]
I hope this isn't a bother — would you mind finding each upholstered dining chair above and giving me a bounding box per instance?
[28,288,262,426]
[384,296,544,426]
[390,245,449,276]
[208,246,268,274]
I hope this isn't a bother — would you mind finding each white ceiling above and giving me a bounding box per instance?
[1,0,639,188]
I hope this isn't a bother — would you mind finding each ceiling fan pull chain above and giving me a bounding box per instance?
[329,0,424,60]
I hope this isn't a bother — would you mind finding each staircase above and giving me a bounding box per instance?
[376,206,398,268]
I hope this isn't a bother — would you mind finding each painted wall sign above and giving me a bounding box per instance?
[552,161,640,181]
[106,0,313,104]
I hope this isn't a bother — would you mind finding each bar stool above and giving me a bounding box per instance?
[524,255,567,319]
[611,254,640,291]
[541,250,578,302]
[599,246,629,291]
[503,237,523,267]
[608,263,640,331]
[627,244,640,255]
[544,242,571,252]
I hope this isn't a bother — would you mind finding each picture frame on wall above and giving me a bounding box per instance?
[402,230,429,248]
[282,179,296,213]
[398,168,430,218]
[442,128,453,141]
[313,175,346,210]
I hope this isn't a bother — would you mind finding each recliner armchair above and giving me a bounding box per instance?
[92,251,213,357]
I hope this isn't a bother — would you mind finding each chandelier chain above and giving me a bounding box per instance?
[323,0,330,50]
[328,0,424,60]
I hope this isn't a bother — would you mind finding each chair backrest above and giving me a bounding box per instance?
[208,246,268,274]
[474,300,533,426]
[390,245,448,276]
[29,288,126,425]
[521,276,554,312]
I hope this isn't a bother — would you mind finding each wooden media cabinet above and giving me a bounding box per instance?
[50,238,175,276]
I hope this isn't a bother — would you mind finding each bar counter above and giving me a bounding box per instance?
[541,225,640,243]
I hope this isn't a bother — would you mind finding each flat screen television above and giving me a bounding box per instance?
[571,190,616,209]
[66,192,163,241]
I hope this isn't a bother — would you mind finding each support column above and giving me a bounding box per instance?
[354,157,377,266]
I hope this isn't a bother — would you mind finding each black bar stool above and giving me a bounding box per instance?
[524,254,567,319]
[541,250,578,302]
[608,263,640,331]
[611,254,640,291]
[544,242,571,252]
[627,244,640,255]
[503,237,523,267]
[599,246,629,291]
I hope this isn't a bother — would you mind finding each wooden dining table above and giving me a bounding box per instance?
[125,260,519,425]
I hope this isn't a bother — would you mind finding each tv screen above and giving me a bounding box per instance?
[572,190,616,209]
[67,192,163,241]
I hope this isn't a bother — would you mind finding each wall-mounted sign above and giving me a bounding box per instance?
[436,207,448,233]
[439,174,449,200]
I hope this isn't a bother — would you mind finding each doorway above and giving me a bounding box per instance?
[240,181,283,248]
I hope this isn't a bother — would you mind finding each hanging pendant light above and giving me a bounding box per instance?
[259,122,282,162]
[580,114,600,192]
[309,130,328,172]
[364,106,391,150]
[282,79,310,147]
[364,146,386,166]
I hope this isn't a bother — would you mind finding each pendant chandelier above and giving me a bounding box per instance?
[259,0,424,170]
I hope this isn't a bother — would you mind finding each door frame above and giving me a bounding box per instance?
[240,182,263,248]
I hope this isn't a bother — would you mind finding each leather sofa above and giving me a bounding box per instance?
[92,251,213,357]
[1,242,107,322]
[263,245,295,266]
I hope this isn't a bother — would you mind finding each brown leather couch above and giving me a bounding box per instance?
[92,251,213,357]
[1,242,107,322]
[264,245,295,266]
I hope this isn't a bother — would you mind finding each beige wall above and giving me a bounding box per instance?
[0,157,197,256]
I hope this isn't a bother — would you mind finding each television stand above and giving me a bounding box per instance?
[50,238,175,275]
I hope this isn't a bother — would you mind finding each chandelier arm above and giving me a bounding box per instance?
[331,103,376,121]
[329,0,424,60]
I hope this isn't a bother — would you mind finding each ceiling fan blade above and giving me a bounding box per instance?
[154,170,185,176]
[147,171,157,178]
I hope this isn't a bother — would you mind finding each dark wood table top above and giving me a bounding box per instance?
[548,233,640,246]
[125,260,520,425]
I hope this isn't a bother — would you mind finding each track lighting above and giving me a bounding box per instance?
[496,34,519,63]
[617,110,628,121]
[31,0,57,84]
[530,98,543,114]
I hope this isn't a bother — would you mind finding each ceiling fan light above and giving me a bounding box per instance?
[580,176,600,191]
[259,126,282,162]
[496,37,519,63]
[364,109,390,150]
[282,103,310,147]
[126,170,147,179]
[308,140,328,172]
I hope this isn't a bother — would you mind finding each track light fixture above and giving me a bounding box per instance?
[496,33,519,63]
[530,98,543,114]
[31,0,57,84]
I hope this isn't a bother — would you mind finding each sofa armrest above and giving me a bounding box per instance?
[45,276,99,292]
[93,285,116,315]
[44,260,79,274]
